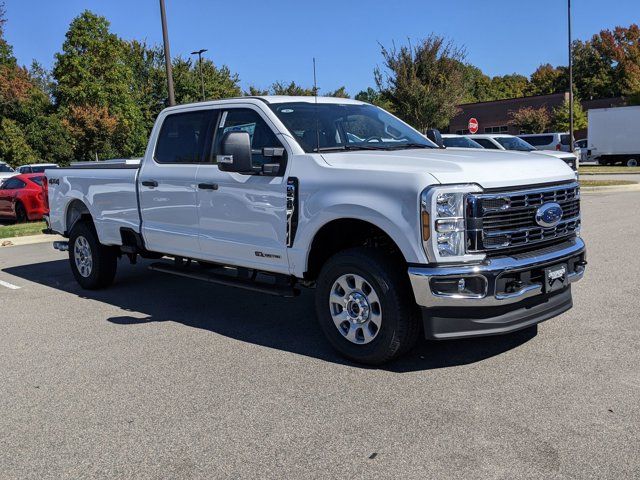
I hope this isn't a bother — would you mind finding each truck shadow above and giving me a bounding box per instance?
[4,257,536,373]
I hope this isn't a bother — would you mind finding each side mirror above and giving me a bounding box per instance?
[218,131,253,173]
[426,128,444,148]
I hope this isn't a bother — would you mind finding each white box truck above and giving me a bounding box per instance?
[588,105,640,166]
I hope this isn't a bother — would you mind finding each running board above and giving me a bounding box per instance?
[148,262,299,297]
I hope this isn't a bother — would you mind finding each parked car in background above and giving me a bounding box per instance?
[0,174,48,223]
[470,134,578,170]
[518,133,571,152]
[441,134,483,149]
[574,139,589,165]
[16,163,59,174]
[587,106,640,167]
[0,162,16,186]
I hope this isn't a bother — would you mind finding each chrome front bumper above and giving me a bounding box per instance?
[409,238,586,308]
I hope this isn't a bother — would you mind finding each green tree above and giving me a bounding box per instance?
[171,56,241,104]
[508,106,551,133]
[325,86,350,98]
[552,98,587,132]
[270,81,316,96]
[596,24,640,99]
[25,114,75,165]
[354,87,392,109]
[459,64,494,103]
[246,81,348,98]
[489,74,530,99]
[374,35,467,130]
[528,64,567,95]
[0,118,38,167]
[0,1,15,67]
[245,86,270,96]
[572,39,617,99]
[53,11,147,160]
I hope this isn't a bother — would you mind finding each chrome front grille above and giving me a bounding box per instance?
[467,182,581,254]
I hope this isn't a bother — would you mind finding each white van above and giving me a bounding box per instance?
[518,133,571,153]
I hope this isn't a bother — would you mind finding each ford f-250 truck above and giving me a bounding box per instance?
[45,96,586,365]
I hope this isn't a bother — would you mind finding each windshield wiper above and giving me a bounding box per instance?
[314,145,390,152]
[385,143,435,150]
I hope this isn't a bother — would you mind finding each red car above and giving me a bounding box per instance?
[0,173,48,223]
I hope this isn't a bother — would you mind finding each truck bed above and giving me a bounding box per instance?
[46,159,141,246]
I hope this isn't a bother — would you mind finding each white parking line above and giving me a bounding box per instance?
[0,279,21,290]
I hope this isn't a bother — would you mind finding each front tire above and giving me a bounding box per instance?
[68,221,118,289]
[315,248,420,365]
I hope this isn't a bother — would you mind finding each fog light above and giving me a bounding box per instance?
[431,276,487,297]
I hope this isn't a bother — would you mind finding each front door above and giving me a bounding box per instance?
[139,109,213,258]
[195,107,290,274]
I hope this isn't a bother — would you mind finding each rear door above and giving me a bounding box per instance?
[195,106,290,273]
[138,109,214,257]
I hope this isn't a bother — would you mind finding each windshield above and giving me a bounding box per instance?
[0,164,14,173]
[494,137,535,151]
[269,102,436,152]
[442,136,483,149]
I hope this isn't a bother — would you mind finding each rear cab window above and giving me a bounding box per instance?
[154,110,213,164]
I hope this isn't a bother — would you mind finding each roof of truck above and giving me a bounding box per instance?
[255,96,365,105]
[163,96,367,113]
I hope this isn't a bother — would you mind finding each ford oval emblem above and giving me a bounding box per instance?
[535,202,563,228]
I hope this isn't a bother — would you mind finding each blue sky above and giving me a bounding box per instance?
[4,0,639,95]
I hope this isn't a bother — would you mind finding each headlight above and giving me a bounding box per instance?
[421,184,485,263]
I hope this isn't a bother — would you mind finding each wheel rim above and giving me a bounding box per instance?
[74,235,93,278]
[329,273,382,344]
[628,159,638,167]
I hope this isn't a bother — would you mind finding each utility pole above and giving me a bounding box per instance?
[159,0,175,106]
[568,0,574,148]
[190,49,208,101]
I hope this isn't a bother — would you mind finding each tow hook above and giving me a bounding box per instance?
[53,241,69,252]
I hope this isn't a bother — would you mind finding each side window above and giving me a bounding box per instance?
[475,138,499,149]
[155,110,212,164]
[524,135,553,146]
[2,178,26,189]
[213,108,283,168]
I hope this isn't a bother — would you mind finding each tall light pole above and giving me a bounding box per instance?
[568,0,574,148]
[159,0,175,106]
[190,49,208,101]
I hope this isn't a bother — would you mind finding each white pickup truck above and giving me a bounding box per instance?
[45,96,586,364]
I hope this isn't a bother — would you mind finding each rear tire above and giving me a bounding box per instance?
[14,202,27,223]
[68,221,118,289]
[626,158,638,167]
[315,247,420,365]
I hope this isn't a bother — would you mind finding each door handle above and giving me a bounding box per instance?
[141,180,158,188]
[198,183,219,190]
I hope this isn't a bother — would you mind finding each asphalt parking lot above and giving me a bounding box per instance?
[0,191,639,479]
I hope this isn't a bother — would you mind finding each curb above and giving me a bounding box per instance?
[580,171,640,175]
[0,233,64,248]
[580,183,640,194]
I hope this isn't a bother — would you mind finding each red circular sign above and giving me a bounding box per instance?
[468,118,479,134]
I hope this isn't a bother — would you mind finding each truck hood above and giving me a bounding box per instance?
[530,150,577,161]
[321,148,577,189]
